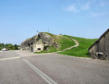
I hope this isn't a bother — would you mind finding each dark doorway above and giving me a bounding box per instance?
[37,48,41,50]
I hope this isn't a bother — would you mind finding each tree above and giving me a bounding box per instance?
[0,43,19,50]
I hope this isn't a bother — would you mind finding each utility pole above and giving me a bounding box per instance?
[48,27,50,33]
[34,24,39,35]
[37,29,39,34]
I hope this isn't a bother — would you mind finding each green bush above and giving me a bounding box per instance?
[0,43,19,50]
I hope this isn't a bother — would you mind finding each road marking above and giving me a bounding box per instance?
[23,59,57,84]
[0,57,20,61]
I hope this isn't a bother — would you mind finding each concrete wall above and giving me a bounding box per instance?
[33,39,44,52]
[89,30,109,60]
[33,43,44,52]
[89,44,97,59]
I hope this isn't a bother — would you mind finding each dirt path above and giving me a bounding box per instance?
[57,39,79,53]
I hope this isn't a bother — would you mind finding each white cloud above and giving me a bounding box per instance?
[64,4,77,13]
[91,12,107,17]
[99,0,109,7]
[99,2,105,7]
[81,1,91,10]
[64,2,91,13]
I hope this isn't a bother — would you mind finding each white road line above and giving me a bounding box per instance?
[23,59,57,84]
[0,57,20,61]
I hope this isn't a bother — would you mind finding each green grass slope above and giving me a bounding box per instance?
[59,35,97,57]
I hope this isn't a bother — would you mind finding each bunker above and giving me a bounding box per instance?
[89,28,109,60]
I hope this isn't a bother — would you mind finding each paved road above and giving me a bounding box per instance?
[0,51,109,84]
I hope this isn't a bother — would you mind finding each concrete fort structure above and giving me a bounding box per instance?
[21,32,58,52]
[89,28,109,60]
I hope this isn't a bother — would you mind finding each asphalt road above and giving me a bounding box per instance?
[0,50,109,84]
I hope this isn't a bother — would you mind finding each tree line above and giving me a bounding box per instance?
[0,43,19,50]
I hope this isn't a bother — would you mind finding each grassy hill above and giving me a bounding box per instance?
[59,35,97,57]
[36,32,97,57]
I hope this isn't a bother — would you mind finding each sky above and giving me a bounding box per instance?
[0,0,109,44]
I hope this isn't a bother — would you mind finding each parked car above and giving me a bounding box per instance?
[1,48,8,51]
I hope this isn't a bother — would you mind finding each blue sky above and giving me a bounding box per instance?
[0,0,109,44]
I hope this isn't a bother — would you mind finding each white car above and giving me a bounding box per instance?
[1,48,8,51]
